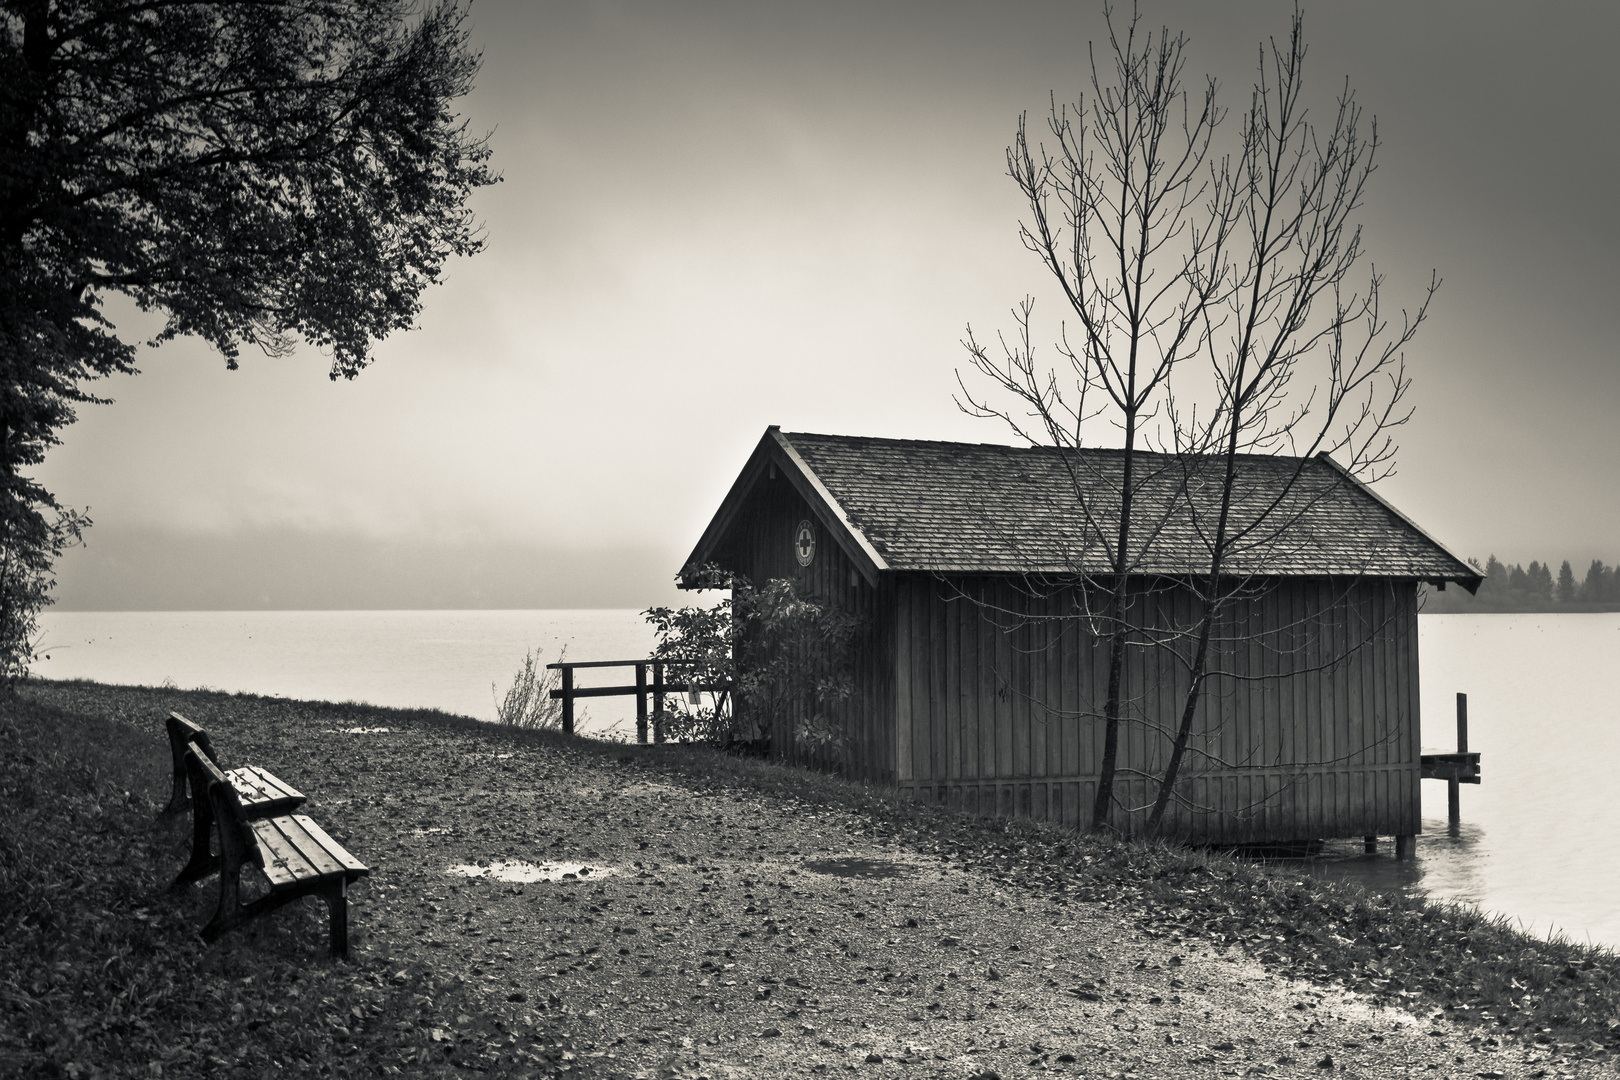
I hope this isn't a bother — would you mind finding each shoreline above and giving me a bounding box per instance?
[6,677,1617,1077]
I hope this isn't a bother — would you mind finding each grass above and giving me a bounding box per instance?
[0,689,545,1078]
[4,677,1618,1076]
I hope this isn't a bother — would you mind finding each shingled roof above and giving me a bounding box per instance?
[688,428,1481,588]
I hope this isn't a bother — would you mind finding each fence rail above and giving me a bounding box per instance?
[545,658,731,742]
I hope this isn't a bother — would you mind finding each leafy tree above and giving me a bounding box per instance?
[1556,560,1577,603]
[733,577,862,763]
[0,0,496,676]
[647,569,861,762]
[645,572,735,745]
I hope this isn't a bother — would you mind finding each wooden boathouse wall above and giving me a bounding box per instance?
[707,464,1423,841]
[890,574,1422,842]
[712,465,896,783]
[683,428,1475,845]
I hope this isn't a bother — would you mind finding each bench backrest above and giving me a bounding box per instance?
[183,740,261,869]
[166,713,220,812]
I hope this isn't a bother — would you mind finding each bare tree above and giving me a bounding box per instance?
[1141,10,1435,834]
[959,4,1233,832]
[962,4,1435,835]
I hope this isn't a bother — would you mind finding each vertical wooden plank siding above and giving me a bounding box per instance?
[887,573,1422,843]
[714,468,1423,841]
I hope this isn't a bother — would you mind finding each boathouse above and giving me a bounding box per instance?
[683,427,1481,843]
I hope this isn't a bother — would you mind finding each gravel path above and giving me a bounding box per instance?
[263,720,1583,1080]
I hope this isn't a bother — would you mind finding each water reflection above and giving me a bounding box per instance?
[1269,818,1490,912]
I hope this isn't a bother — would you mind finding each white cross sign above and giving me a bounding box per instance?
[794,520,816,567]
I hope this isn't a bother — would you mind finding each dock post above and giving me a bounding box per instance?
[1394,834,1413,859]
[652,662,666,743]
[561,668,574,736]
[1363,835,1377,853]
[635,663,648,744]
[1449,693,1468,833]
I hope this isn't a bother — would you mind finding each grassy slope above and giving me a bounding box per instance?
[0,688,541,1079]
[3,679,1617,1078]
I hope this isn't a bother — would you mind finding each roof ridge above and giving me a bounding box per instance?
[780,430,1316,467]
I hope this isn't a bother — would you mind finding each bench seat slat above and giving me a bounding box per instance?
[250,818,326,887]
[268,815,348,879]
[226,766,306,814]
[288,815,370,876]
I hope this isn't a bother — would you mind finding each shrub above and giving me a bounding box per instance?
[492,646,566,730]
[646,567,861,762]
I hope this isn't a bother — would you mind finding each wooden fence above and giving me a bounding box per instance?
[545,658,730,742]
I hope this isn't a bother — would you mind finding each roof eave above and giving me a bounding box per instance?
[1315,453,1485,595]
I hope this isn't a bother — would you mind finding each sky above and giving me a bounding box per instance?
[40,0,1620,611]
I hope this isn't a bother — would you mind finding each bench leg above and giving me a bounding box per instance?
[200,862,245,944]
[163,770,190,816]
[324,877,351,960]
[172,801,221,891]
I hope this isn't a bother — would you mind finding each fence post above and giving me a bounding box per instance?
[561,668,574,736]
[652,661,666,743]
[635,663,648,744]
[1449,692,1467,832]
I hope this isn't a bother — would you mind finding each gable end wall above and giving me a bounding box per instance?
[715,469,895,781]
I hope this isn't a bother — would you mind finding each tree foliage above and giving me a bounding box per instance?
[1556,559,1577,603]
[0,0,497,676]
[646,568,861,762]
[1432,554,1619,611]
[645,581,736,745]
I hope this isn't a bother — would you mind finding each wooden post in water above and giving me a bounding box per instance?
[652,661,666,743]
[1449,692,1468,833]
[635,663,649,744]
[561,668,574,736]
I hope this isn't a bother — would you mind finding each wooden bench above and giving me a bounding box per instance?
[178,741,369,958]
[163,712,306,818]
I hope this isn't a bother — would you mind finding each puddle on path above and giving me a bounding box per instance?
[802,857,914,879]
[325,726,393,734]
[447,860,620,884]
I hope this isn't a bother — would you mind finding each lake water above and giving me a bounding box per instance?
[1311,612,1620,951]
[29,609,1620,948]
[32,609,658,738]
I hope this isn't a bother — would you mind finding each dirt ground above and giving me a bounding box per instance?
[55,679,1596,1080]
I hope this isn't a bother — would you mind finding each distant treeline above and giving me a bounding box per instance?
[1422,555,1620,613]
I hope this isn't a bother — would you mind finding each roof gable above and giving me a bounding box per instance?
[686,428,1481,589]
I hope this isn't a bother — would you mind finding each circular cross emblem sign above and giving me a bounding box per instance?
[794,520,816,567]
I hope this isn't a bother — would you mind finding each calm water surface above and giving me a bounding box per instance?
[33,609,656,737]
[31,609,1620,946]
[1301,613,1620,948]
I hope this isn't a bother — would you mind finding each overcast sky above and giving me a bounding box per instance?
[41,0,1620,610]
